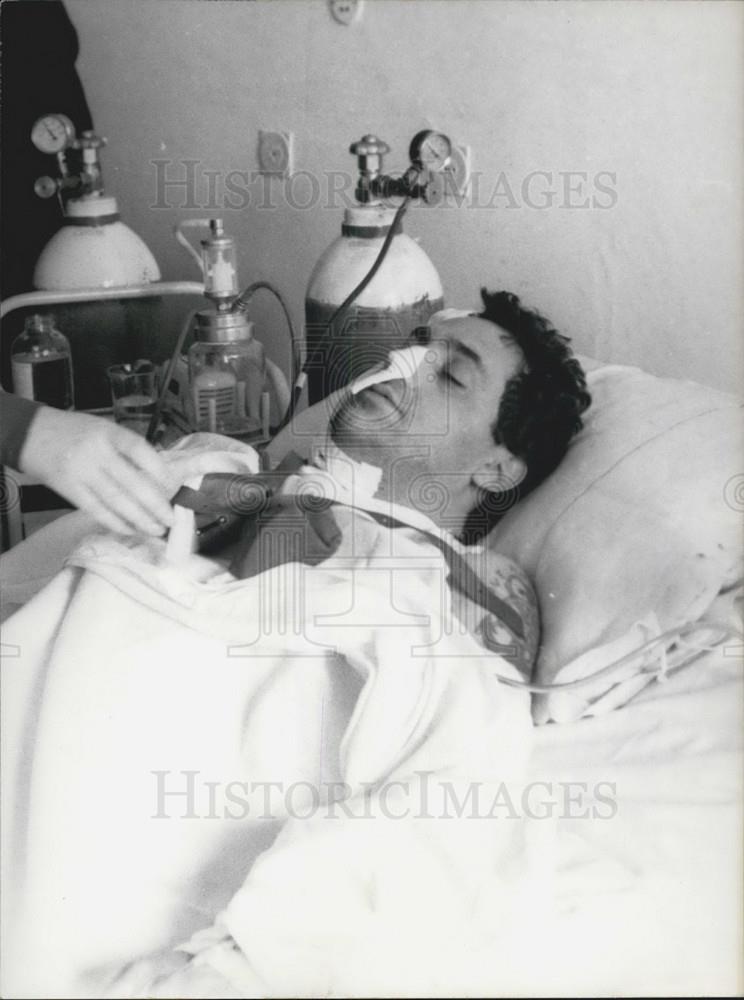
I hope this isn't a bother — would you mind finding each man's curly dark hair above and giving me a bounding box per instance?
[481,288,591,496]
[462,290,591,543]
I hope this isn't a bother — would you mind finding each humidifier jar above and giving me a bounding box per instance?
[187,311,265,436]
[187,342,238,434]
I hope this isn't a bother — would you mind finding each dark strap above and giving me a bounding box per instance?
[172,467,524,640]
[354,508,524,639]
[63,213,121,227]
[170,451,307,516]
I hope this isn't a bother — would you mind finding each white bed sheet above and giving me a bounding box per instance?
[1,514,741,997]
[522,644,743,997]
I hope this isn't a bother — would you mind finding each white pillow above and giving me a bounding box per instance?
[487,363,742,722]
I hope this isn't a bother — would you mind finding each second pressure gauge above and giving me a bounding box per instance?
[409,130,452,172]
[31,113,76,155]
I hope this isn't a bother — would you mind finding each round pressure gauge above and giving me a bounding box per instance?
[409,130,452,172]
[30,113,76,154]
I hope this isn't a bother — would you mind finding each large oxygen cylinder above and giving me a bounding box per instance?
[305,204,444,404]
[33,194,160,290]
[31,194,162,410]
[27,121,162,409]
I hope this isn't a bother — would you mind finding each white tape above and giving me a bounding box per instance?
[429,307,475,324]
[165,475,201,564]
[350,344,429,395]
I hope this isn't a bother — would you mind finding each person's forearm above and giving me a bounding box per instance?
[0,391,43,471]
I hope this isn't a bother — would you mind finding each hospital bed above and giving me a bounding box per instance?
[1,356,741,997]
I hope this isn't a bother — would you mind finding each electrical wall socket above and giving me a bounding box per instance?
[329,0,362,25]
[257,130,293,177]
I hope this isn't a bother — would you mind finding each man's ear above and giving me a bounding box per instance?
[472,446,527,494]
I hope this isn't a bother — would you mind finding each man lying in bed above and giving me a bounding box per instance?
[179,288,591,674]
[4,289,591,1000]
[99,289,591,996]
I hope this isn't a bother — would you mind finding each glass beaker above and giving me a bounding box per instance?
[106,360,158,435]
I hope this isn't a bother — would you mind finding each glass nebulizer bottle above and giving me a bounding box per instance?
[11,313,74,410]
[187,311,266,435]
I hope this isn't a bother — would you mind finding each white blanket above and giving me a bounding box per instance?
[2,522,536,998]
[1,449,741,996]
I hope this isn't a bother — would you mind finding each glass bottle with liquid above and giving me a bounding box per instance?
[11,314,74,409]
[187,311,265,435]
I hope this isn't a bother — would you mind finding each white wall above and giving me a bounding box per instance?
[66,0,743,392]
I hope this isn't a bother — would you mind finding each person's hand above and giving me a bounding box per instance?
[19,407,175,536]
